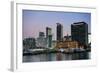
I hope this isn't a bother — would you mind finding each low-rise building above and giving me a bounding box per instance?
[55,40,79,49]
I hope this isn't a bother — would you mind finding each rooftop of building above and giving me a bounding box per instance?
[72,21,88,25]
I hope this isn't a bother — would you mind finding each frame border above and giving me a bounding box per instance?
[11,1,97,71]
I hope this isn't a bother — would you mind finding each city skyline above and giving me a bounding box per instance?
[23,10,91,40]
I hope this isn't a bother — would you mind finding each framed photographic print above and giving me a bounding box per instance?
[11,1,97,71]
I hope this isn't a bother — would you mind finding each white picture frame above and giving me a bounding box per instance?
[11,1,97,72]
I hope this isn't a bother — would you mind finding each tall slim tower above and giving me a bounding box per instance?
[46,27,52,48]
[56,23,63,41]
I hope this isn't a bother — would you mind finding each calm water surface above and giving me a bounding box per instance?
[23,52,90,62]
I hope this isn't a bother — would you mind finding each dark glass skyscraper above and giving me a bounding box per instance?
[56,23,63,41]
[71,22,88,47]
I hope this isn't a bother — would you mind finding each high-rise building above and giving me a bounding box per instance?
[46,27,52,48]
[56,23,63,41]
[36,32,47,48]
[71,22,88,47]
[46,27,52,37]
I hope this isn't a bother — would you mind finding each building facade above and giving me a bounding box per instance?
[56,23,63,41]
[46,27,52,48]
[56,40,79,49]
[23,38,36,49]
[71,22,88,48]
[36,32,47,48]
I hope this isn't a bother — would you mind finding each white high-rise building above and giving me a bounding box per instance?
[36,32,47,48]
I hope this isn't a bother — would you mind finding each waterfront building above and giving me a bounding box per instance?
[52,40,57,49]
[71,22,88,47]
[56,40,79,49]
[23,38,36,49]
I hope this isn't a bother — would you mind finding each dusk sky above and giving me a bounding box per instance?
[23,10,91,40]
